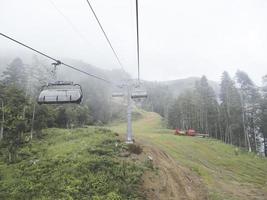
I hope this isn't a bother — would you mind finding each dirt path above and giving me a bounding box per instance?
[112,111,267,200]
[138,142,208,200]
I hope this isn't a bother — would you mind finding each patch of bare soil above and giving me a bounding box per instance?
[137,143,208,200]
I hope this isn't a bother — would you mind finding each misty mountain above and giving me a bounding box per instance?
[0,53,130,86]
[1,54,220,101]
[163,77,220,97]
[57,58,130,85]
[143,77,220,99]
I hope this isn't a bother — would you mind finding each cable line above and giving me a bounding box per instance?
[48,0,92,48]
[85,0,125,71]
[0,32,112,84]
[135,0,140,81]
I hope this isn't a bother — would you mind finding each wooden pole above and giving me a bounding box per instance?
[30,103,36,140]
[0,100,4,140]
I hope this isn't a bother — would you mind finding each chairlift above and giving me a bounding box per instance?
[131,84,148,99]
[112,92,124,98]
[37,81,83,104]
[131,90,147,99]
[112,83,125,98]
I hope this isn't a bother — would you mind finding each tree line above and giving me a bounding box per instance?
[166,71,267,156]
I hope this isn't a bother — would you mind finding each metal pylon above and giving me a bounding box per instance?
[126,83,134,143]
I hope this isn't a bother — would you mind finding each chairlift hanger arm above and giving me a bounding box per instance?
[0,32,112,84]
[135,0,140,82]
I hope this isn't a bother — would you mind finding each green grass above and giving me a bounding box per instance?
[0,127,145,200]
[1,110,266,200]
[109,110,267,200]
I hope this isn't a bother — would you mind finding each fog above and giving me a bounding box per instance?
[1,0,267,84]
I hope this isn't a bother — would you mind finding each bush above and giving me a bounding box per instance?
[127,144,143,155]
[106,192,122,200]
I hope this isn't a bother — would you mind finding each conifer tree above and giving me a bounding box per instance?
[236,70,261,152]
[2,58,27,91]
[220,71,243,146]
[261,75,267,156]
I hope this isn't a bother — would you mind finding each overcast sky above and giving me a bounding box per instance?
[0,0,267,84]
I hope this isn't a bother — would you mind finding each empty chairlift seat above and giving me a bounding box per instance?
[131,89,148,99]
[38,81,83,104]
[112,92,124,98]
[111,84,124,98]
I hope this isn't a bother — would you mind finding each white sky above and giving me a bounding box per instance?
[0,0,267,84]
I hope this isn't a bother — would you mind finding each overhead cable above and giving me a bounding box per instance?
[0,32,112,84]
[48,0,92,48]
[135,0,140,81]
[85,0,125,71]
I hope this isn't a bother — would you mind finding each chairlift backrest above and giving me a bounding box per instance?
[37,81,83,104]
[131,90,148,99]
[48,81,73,86]
[112,92,124,98]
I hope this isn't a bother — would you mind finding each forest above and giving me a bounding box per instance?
[143,72,267,156]
[1,56,267,163]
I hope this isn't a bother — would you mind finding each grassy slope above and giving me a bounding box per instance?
[110,110,267,200]
[0,127,145,200]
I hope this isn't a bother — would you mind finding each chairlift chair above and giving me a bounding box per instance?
[37,81,83,104]
[111,92,124,98]
[111,83,125,98]
[131,90,148,99]
[131,83,148,99]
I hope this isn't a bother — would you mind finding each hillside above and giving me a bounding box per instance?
[164,77,220,96]
[110,111,267,200]
[0,53,130,84]
[0,128,146,199]
[0,110,266,199]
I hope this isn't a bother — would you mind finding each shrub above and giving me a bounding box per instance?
[106,192,122,200]
[127,144,143,155]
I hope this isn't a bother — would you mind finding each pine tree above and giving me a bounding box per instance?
[0,84,5,141]
[220,71,243,146]
[167,76,221,139]
[25,56,53,98]
[236,70,261,152]
[261,75,267,156]
[167,99,180,129]
[0,83,30,162]
[195,76,219,137]
[2,58,27,90]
